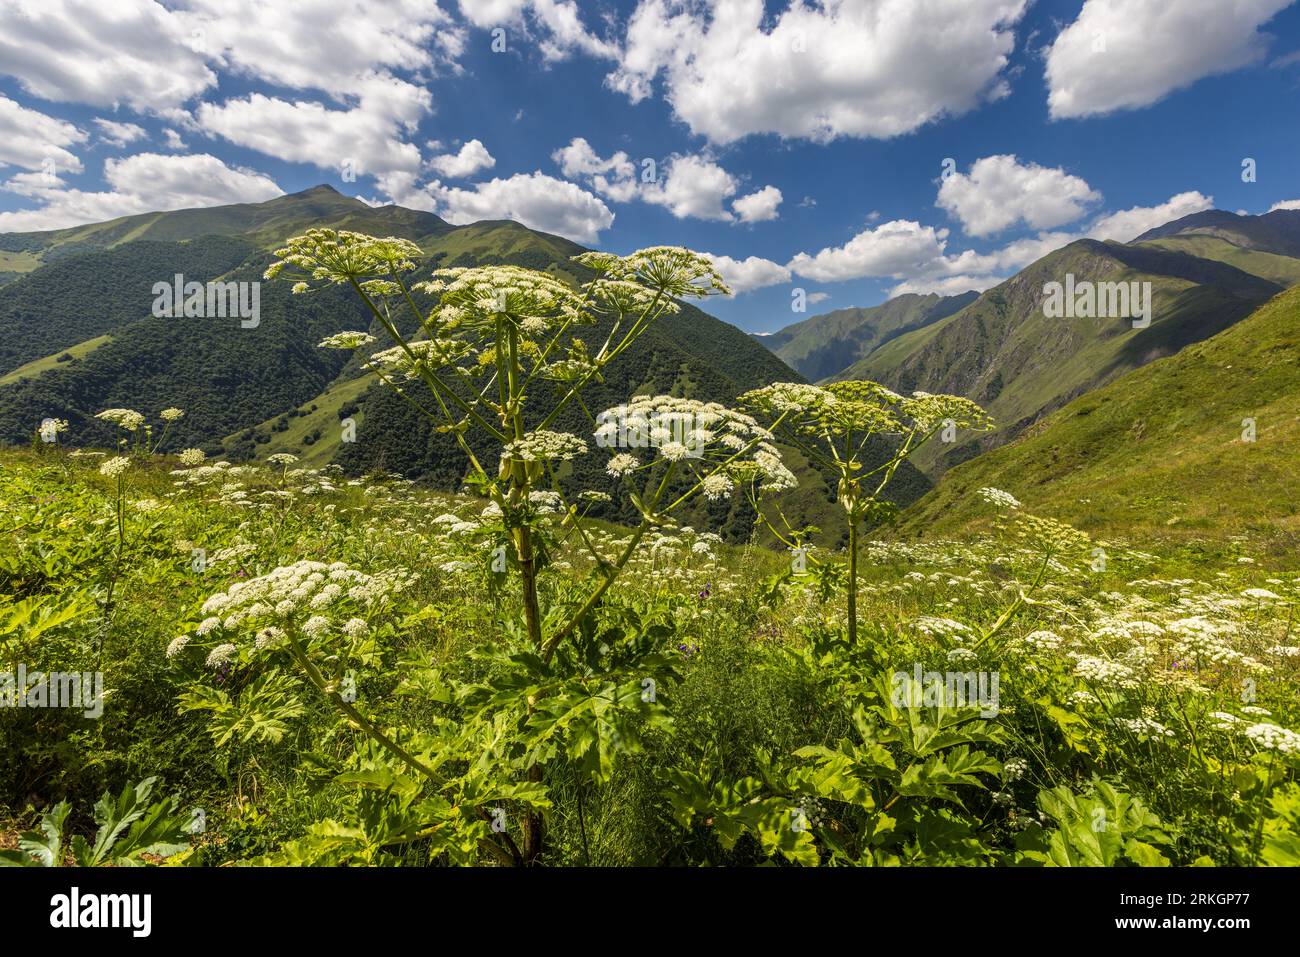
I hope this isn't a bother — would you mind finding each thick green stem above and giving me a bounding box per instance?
[847,518,859,644]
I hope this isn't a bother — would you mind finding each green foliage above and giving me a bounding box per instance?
[0,777,191,867]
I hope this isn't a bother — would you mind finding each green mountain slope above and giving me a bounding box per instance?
[757,291,977,381]
[0,185,933,541]
[852,238,1284,477]
[0,235,256,370]
[1133,208,1300,257]
[0,185,453,269]
[895,285,1300,557]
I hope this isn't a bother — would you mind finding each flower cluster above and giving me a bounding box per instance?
[575,246,731,299]
[264,228,422,290]
[595,395,796,494]
[96,408,146,432]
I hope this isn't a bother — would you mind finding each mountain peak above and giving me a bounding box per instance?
[294,184,343,197]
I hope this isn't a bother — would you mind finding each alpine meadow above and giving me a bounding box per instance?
[1,0,1299,913]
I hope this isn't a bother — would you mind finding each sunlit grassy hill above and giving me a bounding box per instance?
[893,285,1300,562]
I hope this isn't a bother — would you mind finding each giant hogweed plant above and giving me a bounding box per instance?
[174,231,797,864]
[740,381,993,644]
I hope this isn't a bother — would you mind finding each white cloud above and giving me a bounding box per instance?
[163,129,187,150]
[733,185,782,223]
[0,0,463,120]
[1085,190,1214,241]
[703,253,791,294]
[1045,0,1294,118]
[807,291,831,304]
[427,139,496,178]
[1270,199,1300,211]
[457,0,617,60]
[553,140,779,224]
[643,154,738,221]
[185,0,462,100]
[552,137,639,201]
[0,0,216,112]
[0,151,281,231]
[788,220,950,283]
[93,118,147,148]
[783,191,1216,292]
[197,74,430,182]
[0,96,85,174]
[608,0,1028,144]
[425,171,614,243]
[937,154,1100,237]
[890,274,1001,297]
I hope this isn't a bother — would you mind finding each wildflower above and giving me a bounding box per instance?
[160,408,185,422]
[1241,722,1300,755]
[96,408,145,432]
[303,616,331,640]
[977,487,1021,510]
[267,453,299,466]
[606,453,639,477]
[206,644,238,668]
[166,635,190,658]
[319,331,377,349]
[99,456,131,478]
[576,246,731,299]
[502,430,588,463]
[178,448,206,466]
[254,626,286,651]
[265,229,422,289]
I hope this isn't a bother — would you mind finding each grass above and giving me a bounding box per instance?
[895,285,1300,561]
[0,334,113,386]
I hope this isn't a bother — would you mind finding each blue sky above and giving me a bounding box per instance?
[1,0,1299,333]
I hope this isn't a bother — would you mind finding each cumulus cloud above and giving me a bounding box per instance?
[1045,0,1294,118]
[552,139,779,224]
[0,151,282,231]
[608,0,1028,144]
[703,252,791,294]
[1269,199,1300,211]
[185,0,463,100]
[93,118,147,148]
[0,96,85,174]
[1085,190,1214,241]
[889,274,1001,297]
[733,185,782,223]
[937,155,1100,237]
[427,139,496,178]
[784,191,1216,293]
[196,74,430,183]
[788,220,950,283]
[643,154,740,221]
[425,171,614,243]
[552,137,639,202]
[0,0,215,112]
[456,0,617,60]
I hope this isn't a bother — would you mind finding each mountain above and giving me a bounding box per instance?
[836,212,1300,477]
[1133,207,1300,257]
[0,184,452,271]
[0,185,933,542]
[756,291,977,381]
[894,284,1300,558]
